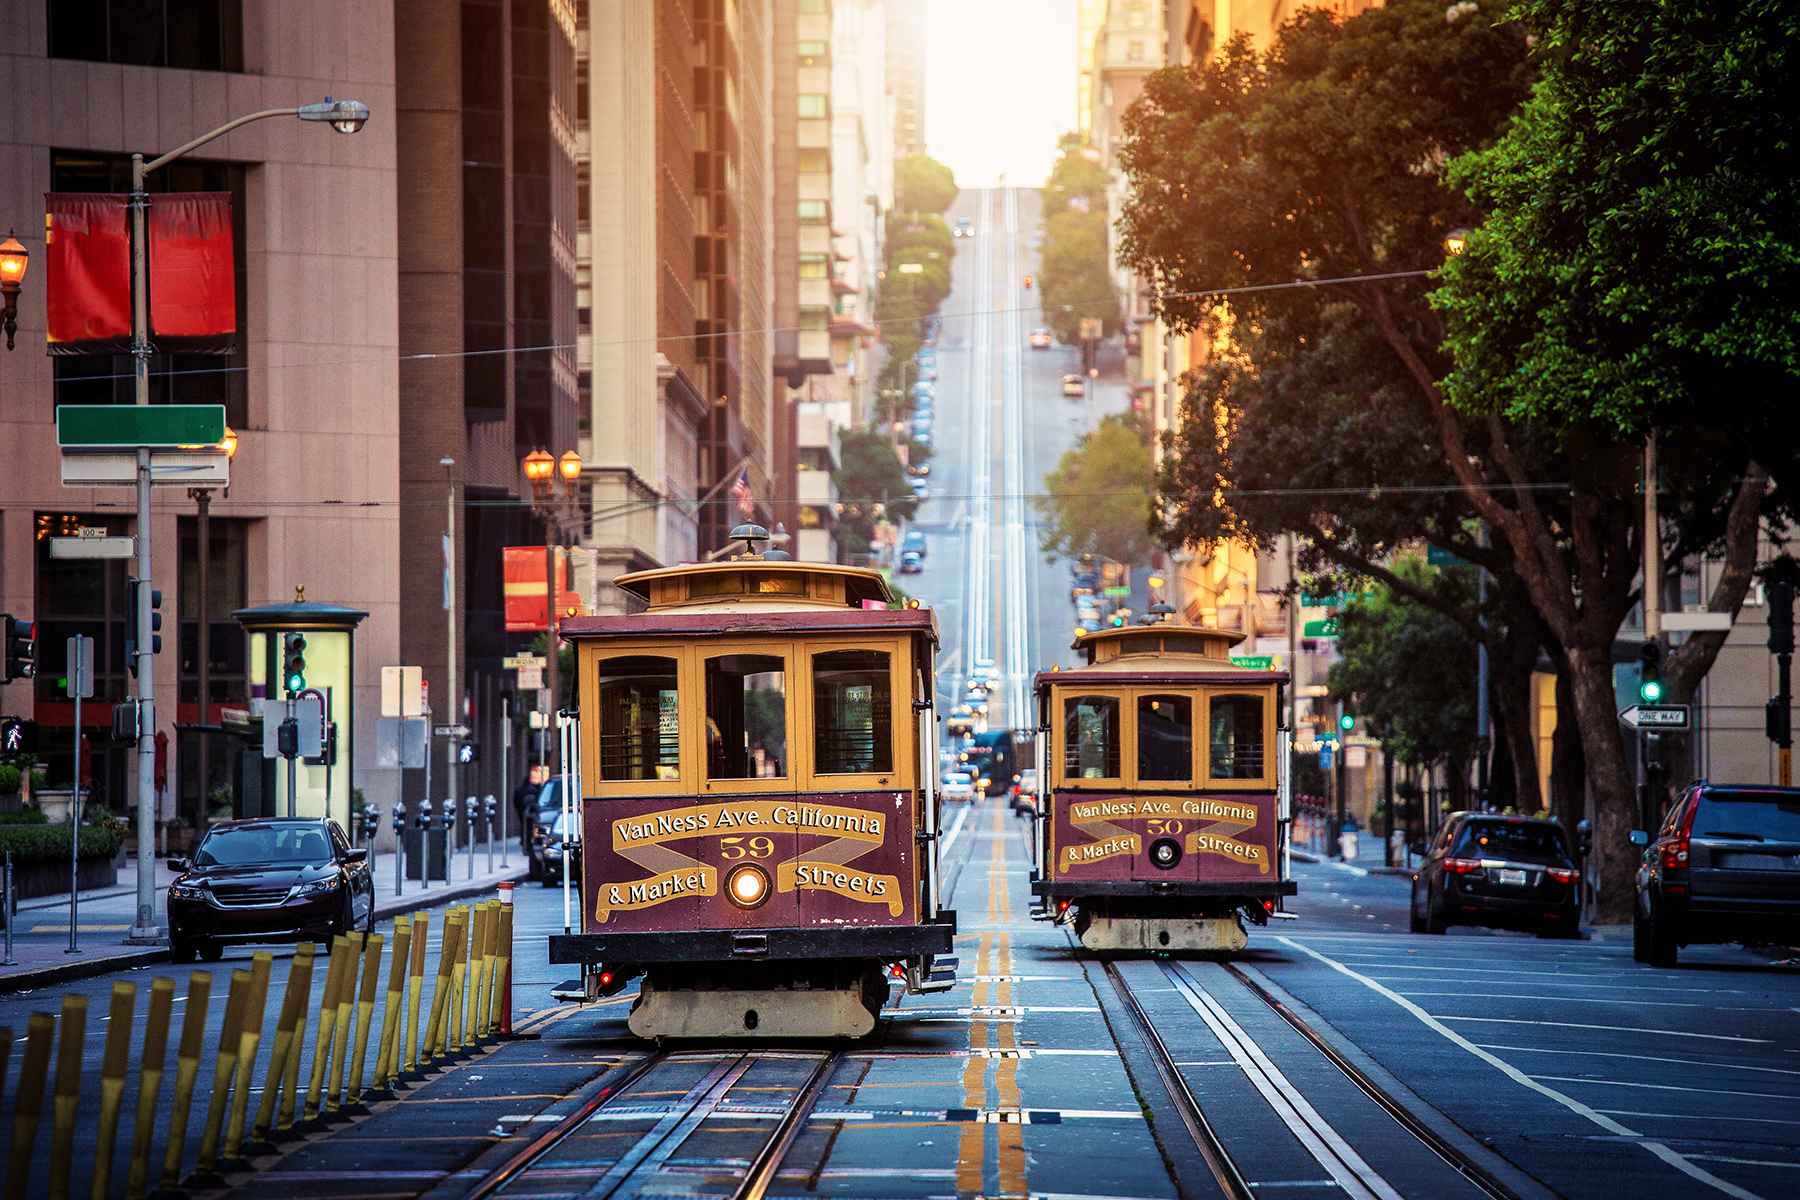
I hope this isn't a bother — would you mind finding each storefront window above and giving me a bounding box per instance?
[812,650,892,774]
[706,654,787,779]
[598,656,680,781]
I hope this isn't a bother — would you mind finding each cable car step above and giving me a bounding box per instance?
[913,953,959,994]
[550,977,587,1002]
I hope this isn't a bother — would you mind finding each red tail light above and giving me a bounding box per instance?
[599,970,614,987]
[1661,799,1699,870]
[1262,899,1274,912]
[1547,867,1578,884]
[1057,899,1070,912]
[1444,857,1483,874]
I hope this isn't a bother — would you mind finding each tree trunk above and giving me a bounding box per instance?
[1552,668,1586,837]
[1566,646,1639,922]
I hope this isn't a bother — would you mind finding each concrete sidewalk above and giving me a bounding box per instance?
[1,843,527,992]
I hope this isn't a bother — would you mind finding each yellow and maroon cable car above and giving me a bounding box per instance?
[548,528,956,1039]
[1029,619,1295,952]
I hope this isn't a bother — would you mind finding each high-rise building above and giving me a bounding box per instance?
[395,0,578,796]
[886,0,928,158]
[1076,0,1109,136]
[1,1,402,834]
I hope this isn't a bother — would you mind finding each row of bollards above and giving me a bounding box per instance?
[0,888,515,1200]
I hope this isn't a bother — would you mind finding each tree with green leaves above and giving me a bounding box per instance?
[1042,135,1108,220]
[1038,138,1119,345]
[1117,0,1779,918]
[1035,415,1155,566]
[894,154,957,215]
[834,427,918,557]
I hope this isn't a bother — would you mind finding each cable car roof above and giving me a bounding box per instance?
[1035,622,1287,687]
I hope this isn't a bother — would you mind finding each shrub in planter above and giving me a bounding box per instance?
[0,807,50,825]
[0,821,122,865]
[0,763,21,795]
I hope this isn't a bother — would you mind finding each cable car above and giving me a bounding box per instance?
[548,526,957,1039]
[1029,617,1295,951]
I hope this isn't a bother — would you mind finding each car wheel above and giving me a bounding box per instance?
[1631,904,1649,962]
[1647,904,1678,967]
[197,940,224,963]
[1425,892,1448,935]
[170,934,197,964]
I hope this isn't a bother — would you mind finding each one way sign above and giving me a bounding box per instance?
[1620,704,1689,731]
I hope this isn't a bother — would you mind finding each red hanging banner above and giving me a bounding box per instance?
[43,193,132,354]
[503,546,583,632]
[148,191,237,352]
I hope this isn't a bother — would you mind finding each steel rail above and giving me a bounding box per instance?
[1101,961,1256,1200]
[463,1049,668,1199]
[732,1050,843,1200]
[1222,963,1518,1200]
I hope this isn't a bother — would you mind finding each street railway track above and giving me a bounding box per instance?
[464,1048,842,1199]
[1105,957,1518,1200]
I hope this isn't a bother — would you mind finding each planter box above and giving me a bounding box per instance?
[1,855,119,927]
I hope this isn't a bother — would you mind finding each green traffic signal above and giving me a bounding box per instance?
[1339,712,1355,732]
[1640,677,1664,703]
[283,632,308,695]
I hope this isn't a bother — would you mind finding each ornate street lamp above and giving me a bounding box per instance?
[1443,227,1472,257]
[0,230,29,351]
[522,446,582,770]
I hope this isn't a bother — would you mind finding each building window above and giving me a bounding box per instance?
[798,0,828,11]
[1127,39,1145,62]
[798,253,830,280]
[797,199,828,221]
[797,94,828,119]
[798,149,830,173]
[576,59,589,123]
[49,151,250,428]
[796,40,828,59]
[48,0,244,71]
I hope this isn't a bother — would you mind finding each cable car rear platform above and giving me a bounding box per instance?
[1031,880,1296,899]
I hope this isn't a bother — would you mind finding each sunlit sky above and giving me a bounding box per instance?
[925,0,1079,188]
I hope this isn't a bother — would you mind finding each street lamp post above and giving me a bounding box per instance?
[187,426,237,836]
[524,448,583,774]
[0,230,28,350]
[123,97,369,944]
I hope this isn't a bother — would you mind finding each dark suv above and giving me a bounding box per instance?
[1633,782,1800,966]
[167,819,374,961]
[1410,813,1581,937]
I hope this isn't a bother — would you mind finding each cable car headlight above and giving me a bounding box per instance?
[1149,837,1183,871]
[726,863,771,909]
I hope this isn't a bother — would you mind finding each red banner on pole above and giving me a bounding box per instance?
[149,192,237,350]
[44,193,132,354]
[503,547,583,632]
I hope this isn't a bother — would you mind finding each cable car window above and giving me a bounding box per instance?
[1209,694,1265,780]
[597,656,680,781]
[812,649,893,774]
[1063,695,1120,779]
[1137,694,1193,781]
[706,654,788,779]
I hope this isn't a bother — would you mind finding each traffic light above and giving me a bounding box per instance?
[1768,579,1794,655]
[283,633,308,695]
[1638,641,1664,704]
[124,580,163,676]
[2,614,35,683]
[1338,710,1356,733]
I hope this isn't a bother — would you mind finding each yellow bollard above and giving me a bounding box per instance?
[91,981,138,1200]
[277,951,317,1133]
[194,968,251,1175]
[404,910,429,1074]
[493,902,515,1034]
[47,992,88,1200]
[253,945,315,1142]
[326,933,365,1110]
[347,933,385,1104]
[374,917,411,1090]
[470,904,491,1041]
[5,1013,55,1200]
[304,937,350,1122]
[223,951,273,1160]
[125,977,176,1200]
[422,909,460,1064]
[449,910,469,1053]
[159,972,214,1187]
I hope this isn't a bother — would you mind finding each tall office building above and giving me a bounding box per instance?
[885,0,927,158]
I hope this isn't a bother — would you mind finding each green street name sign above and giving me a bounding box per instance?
[1427,545,1469,569]
[1230,655,1274,670]
[1302,616,1340,638]
[1102,586,1131,598]
[56,404,226,449]
[1300,590,1374,608]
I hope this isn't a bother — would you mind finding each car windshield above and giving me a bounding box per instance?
[534,778,567,811]
[1452,821,1572,866]
[1693,792,1800,842]
[195,825,332,867]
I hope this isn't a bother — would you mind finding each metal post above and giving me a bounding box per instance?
[69,638,84,954]
[285,695,298,818]
[543,530,559,773]
[193,486,211,836]
[1476,524,1490,810]
[421,698,432,872]
[466,796,476,881]
[560,712,572,936]
[444,459,459,857]
[2,850,15,966]
[485,796,495,874]
[128,152,160,943]
[1644,433,1661,642]
[499,695,511,868]
[392,801,405,897]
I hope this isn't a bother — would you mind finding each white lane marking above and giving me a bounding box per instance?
[1601,1109,1800,1128]
[1369,971,1749,994]
[1333,862,1370,877]
[1400,991,1750,1010]
[1436,1016,1768,1044]
[1688,1156,1800,1171]
[940,804,972,857]
[1279,936,1765,1200]
[1478,1044,1800,1078]
[1164,964,1401,1200]
[1533,1074,1800,1102]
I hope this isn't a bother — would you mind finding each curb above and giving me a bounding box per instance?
[0,867,525,995]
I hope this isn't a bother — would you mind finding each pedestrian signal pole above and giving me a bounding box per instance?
[1768,579,1794,786]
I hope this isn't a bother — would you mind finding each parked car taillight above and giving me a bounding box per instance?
[1661,801,1698,870]
[1547,866,1578,884]
[1444,857,1484,874]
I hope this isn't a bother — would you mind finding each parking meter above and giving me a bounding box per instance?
[392,800,407,894]
[1575,818,1592,859]
[361,801,380,844]
[416,798,435,886]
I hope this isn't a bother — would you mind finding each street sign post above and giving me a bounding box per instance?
[502,654,546,671]
[1302,617,1340,638]
[1620,704,1690,731]
[380,665,424,717]
[434,724,471,739]
[515,666,544,691]
[48,536,135,560]
[1230,655,1275,670]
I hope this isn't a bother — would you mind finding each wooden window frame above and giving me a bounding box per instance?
[1134,690,1199,787]
[798,637,913,792]
[1053,688,1129,790]
[583,643,695,798]
[1201,688,1277,790]
[697,641,799,795]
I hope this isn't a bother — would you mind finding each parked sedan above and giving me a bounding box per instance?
[167,819,374,962]
[940,771,976,803]
[1410,813,1581,937]
[539,809,582,888]
[1029,328,1053,350]
[899,550,924,574]
[1061,374,1086,397]
[1633,782,1800,966]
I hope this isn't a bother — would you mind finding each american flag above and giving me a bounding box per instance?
[731,467,754,519]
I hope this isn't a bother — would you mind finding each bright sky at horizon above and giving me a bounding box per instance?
[924,0,1078,188]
